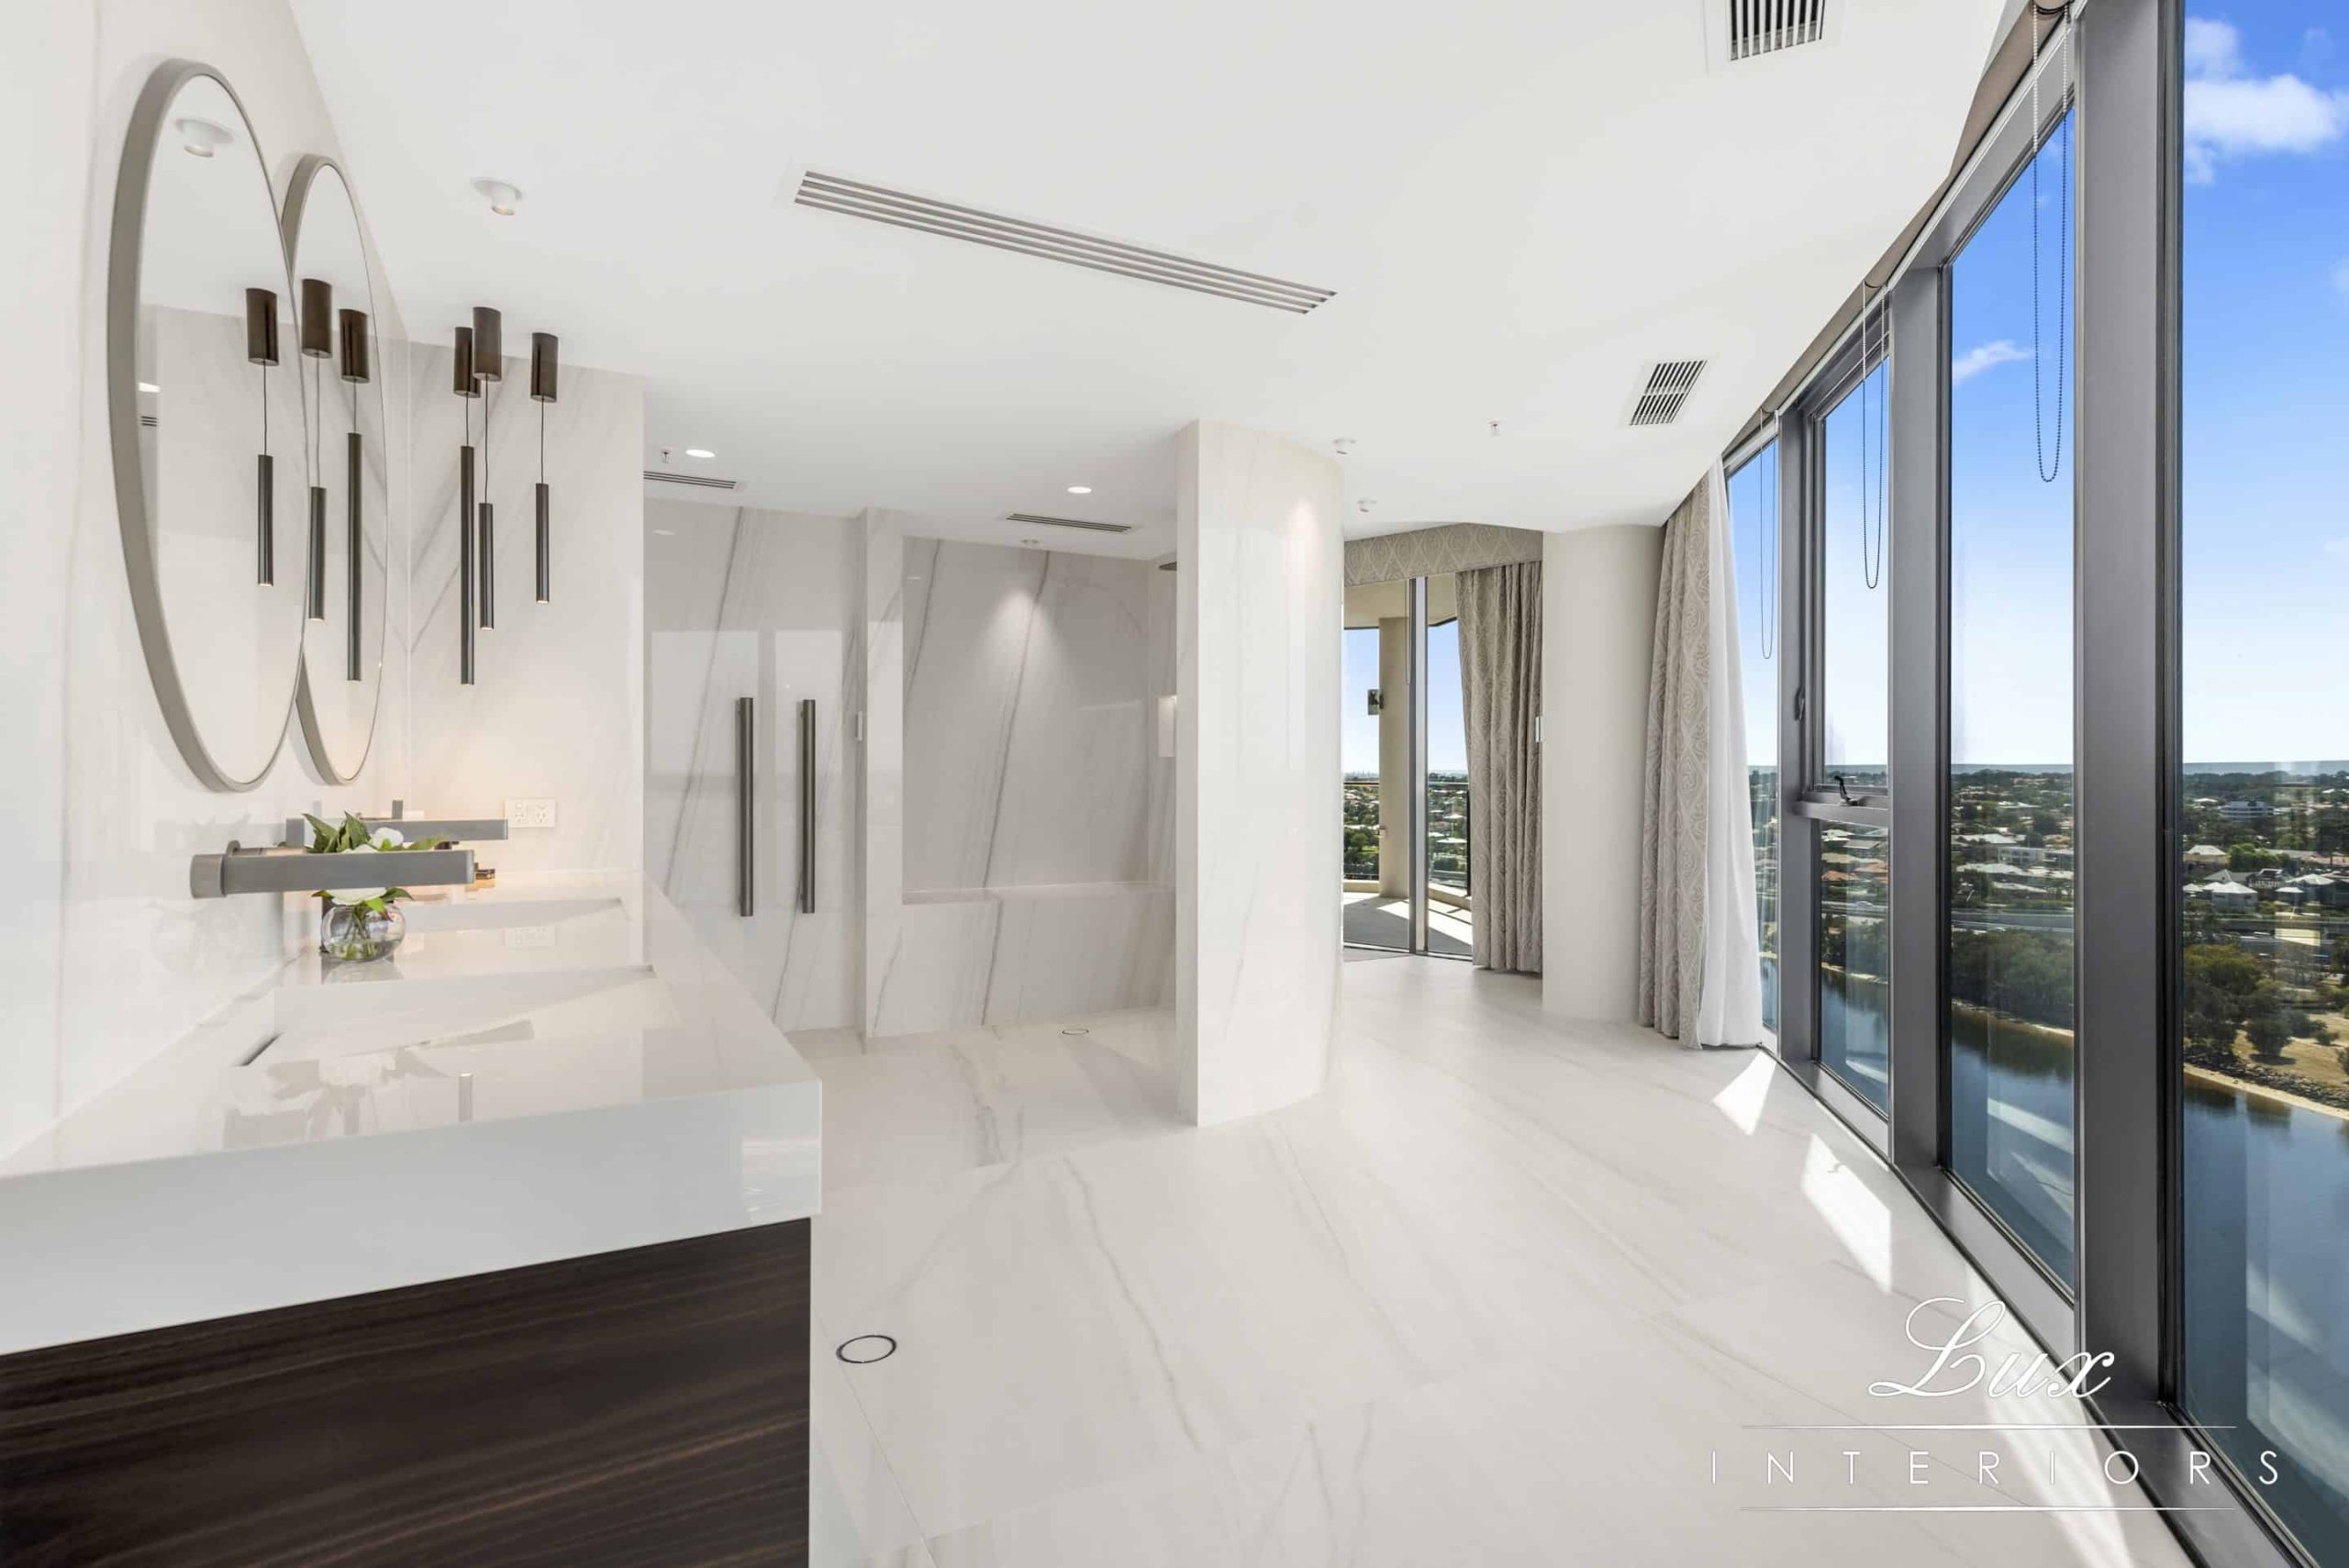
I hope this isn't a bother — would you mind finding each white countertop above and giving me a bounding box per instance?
[0,874,820,1356]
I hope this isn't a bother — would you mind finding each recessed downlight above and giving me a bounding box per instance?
[472,178,522,217]
[685,448,715,459]
[1066,484,1092,495]
[175,117,232,158]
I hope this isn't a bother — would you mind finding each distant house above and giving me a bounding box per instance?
[2184,844,2228,873]
[2295,874,2349,910]
[2196,879,2258,914]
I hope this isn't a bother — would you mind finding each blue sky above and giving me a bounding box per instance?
[1730,4,2349,769]
[1342,615,1467,775]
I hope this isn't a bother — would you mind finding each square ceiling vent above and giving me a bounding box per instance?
[1707,0,1834,69]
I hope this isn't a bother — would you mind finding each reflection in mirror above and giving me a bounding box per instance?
[287,158,388,783]
[117,64,307,789]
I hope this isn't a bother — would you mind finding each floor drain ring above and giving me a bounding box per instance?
[837,1333,897,1365]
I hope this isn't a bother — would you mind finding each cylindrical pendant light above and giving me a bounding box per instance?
[306,479,328,621]
[531,332,558,603]
[472,306,503,380]
[298,278,333,360]
[300,281,331,621]
[340,309,368,680]
[346,430,362,679]
[245,288,279,586]
[455,325,479,685]
[338,307,370,384]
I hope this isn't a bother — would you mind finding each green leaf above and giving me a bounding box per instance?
[302,813,338,851]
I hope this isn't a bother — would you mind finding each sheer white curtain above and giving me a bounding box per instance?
[1639,463,1765,1047]
[1693,462,1765,1047]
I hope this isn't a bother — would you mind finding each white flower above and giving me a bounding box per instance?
[370,828,406,849]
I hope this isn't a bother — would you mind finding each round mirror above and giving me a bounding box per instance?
[285,157,389,783]
[110,62,308,790]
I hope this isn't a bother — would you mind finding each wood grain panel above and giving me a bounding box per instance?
[0,1220,808,1567]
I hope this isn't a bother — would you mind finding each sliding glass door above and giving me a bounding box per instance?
[1340,574,1471,958]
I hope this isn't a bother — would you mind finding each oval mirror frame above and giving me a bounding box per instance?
[284,154,388,785]
[107,60,307,792]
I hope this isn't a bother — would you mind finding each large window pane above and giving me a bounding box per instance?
[1821,364,1890,792]
[1728,445,1781,1032]
[1820,822,1890,1109]
[2179,6,2349,1558]
[1341,592,1405,952]
[1945,114,2077,1285]
[1424,577,1473,960]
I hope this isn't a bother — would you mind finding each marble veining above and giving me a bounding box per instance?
[903,538,1161,893]
[806,958,2199,1567]
[646,499,860,1032]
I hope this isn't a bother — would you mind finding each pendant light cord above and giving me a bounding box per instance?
[2030,3,2075,485]
[1857,284,1890,592]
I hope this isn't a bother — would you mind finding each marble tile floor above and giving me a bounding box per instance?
[801,959,2192,1567]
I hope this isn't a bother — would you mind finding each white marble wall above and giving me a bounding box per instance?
[872,885,1174,1036]
[1,0,412,1159]
[406,345,643,874]
[646,499,861,1033]
[866,535,1173,1035]
[1177,420,1343,1126]
[859,510,907,1036]
[903,539,1159,892]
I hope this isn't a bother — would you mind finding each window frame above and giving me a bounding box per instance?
[1730,3,2308,1561]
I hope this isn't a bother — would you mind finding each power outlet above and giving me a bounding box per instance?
[506,797,557,830]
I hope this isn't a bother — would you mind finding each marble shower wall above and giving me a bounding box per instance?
[865,533,1174,1037]
[903,539,1161,893]
[646,499,861,1034]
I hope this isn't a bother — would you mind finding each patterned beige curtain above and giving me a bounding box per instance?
[1639,483,1710,1037]
[1457,562,1542,973]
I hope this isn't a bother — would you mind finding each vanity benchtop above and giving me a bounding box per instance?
[0,873,820,1358]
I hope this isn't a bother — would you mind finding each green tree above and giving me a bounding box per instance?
[2182,943,2265,1053]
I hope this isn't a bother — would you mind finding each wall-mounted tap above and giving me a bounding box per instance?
[190,841,476,900]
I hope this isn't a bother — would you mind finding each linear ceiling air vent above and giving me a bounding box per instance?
[794,171,1335,316]
[644,470,740,490]
[1628,360,1708,427]
[1004,513,1134,535]
[1729,0,1826,62]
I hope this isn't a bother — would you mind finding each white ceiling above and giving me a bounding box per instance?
[290,0,2002,559]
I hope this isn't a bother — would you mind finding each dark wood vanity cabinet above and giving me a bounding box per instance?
[0,1220,809,1567]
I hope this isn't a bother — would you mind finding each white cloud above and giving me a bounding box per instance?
[2186,17,2244,78]
[1951,339,2030,384]
[2184,14,2349,181]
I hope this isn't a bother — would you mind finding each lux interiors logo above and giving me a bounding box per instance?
[1709,1298,2281,1514]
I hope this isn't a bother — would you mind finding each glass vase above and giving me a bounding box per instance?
[320,901,405,962]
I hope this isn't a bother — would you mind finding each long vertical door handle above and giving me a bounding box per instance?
[796,699,816,914]
[736,696,755,917]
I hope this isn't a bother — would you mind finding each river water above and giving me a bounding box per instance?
[1810,968,2349,1557]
